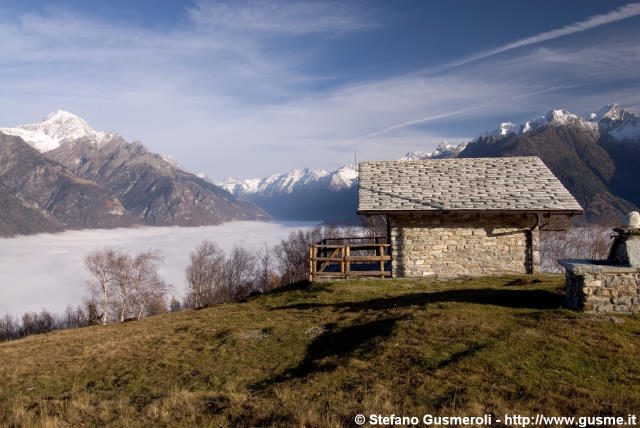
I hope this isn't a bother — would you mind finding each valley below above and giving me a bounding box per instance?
[0,221,316,316]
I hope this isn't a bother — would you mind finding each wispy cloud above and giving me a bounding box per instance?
[431,2,640,72]
[353,85,582,141]
[355,104,490,141]
[188,0,377,35]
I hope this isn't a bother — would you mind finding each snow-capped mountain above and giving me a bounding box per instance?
[479,109,599,138]
[475,104,640,142]
[216,165,358,223]
[589,103,640,142]
[218,165,358,197]
[399,141,468,161]
[0,111,269,236]
[400,104,640,161]
[0,110,117,152]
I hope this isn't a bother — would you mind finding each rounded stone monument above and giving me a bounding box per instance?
[625,211,640,228]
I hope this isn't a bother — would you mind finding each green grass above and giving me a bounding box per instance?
[2,274,640,427]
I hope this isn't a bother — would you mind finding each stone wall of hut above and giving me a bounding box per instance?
[388,213,539,277]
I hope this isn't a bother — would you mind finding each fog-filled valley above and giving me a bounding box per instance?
[0,221,316,316]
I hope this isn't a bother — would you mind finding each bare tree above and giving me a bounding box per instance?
[63,305,87,329]
[110,252,134,322]
[539,226,612,272]
[145,295,168,316]
[274,229,322,285]
[254,243,275,293]
[185,241,225,308]
[86,301,100,325]
[169,296,182,312]
[361,215,388,240]
[85,248,170,323]
[85,248,118,325]
[223,246,255,300]
[128,251,168,319]
[0,314,18,341]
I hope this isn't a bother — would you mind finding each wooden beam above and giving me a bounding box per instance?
[318,247,342,272]
[308,244,313,283]
[344,256,391,262]
[345,246,350,278]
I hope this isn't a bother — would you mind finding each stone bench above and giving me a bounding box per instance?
[558,259,640,313]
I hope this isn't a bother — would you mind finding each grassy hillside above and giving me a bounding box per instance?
[2,275,640,427]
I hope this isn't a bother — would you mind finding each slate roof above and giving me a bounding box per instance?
[357,156,583,214]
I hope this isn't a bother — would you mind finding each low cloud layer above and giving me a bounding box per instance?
[0,222,315,316]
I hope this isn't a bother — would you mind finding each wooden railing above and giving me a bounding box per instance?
[309,240,391,282]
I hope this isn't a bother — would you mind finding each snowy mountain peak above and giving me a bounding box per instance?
[159,153,187,171]
[522,109,581,132]
[591,104,640,141]
[0,110,117,152]
[400,141,468,161]
[499,122,519,136]
[477,108,599,141]
[329,164,358,190]
[217,164,358,196]
[589,104,620,122]
[44,110,83,122]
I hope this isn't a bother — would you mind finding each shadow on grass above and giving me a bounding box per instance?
[252,317,401,391]
[270,288,565,312]
[264,280,331,296]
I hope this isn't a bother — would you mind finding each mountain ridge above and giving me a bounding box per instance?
[0,113,270,236]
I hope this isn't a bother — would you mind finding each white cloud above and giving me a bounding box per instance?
[0,222,316,317]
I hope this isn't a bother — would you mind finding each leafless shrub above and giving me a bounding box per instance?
[539,226,612,273]
[274,228,322,284]
[360,215,388,240]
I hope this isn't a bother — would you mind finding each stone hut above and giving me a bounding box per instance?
[358,156,582,277]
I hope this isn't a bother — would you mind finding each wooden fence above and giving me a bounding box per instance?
[309,238,391,281]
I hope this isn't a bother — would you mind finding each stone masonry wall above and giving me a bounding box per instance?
[389,213,539,277]
[562,263,640,313]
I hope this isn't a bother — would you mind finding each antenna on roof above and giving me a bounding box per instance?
[354,149,358,179]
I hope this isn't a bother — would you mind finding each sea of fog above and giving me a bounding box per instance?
[0,221,317,316]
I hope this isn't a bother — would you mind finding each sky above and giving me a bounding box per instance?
[0,221,315,316]
[1,0,639,179]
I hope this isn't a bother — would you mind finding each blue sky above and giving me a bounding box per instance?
[1,1,639,179]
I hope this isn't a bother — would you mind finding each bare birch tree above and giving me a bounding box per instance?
[85,248,118,325]
[129,251,168,319]
[111,252,134,322]
[86,248,169,323]
[185,240,224,308]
